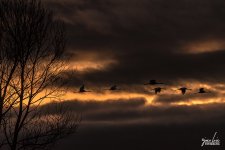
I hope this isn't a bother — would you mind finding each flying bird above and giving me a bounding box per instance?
[109,85,119,91]
[75,85,91,93]
[196,88,210,94]
[152,87,165,94]
[105,85,120,91]
[144,80,164,85]
[178,87,191,95]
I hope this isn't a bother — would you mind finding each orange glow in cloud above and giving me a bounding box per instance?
[54,80,225,106]
[69,59,117,72]
[181,38,225,54]
[172,98,225,106]
[65,50,118,72]
[55,89,225,107]
[61,91,155,104]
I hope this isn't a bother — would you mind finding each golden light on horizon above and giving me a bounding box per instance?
[36,80,225,107]
[61,91,155,104]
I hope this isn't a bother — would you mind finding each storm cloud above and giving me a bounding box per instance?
[43,0,225,87]
[41,98,225,125]
[41,99,225,150]
[40,1,225,149]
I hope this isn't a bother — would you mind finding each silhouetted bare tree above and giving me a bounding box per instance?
[0,0,21,127]
[0,0,80,149]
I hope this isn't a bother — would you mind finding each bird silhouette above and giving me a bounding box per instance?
[195,88,210,94]
[109,85,119,91]
[152,87,165,94]
[104,85,120,91]
[75,85,91,93]
[144,80,164,85]
[178,87,191,95]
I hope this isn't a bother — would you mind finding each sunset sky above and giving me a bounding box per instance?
[42,0,225,149]
[44,0,225,105]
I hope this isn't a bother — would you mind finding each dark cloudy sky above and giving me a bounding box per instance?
[46,0,225,85]
[42,0,225,149]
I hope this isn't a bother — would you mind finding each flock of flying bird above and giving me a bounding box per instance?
[75,80,211,95]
